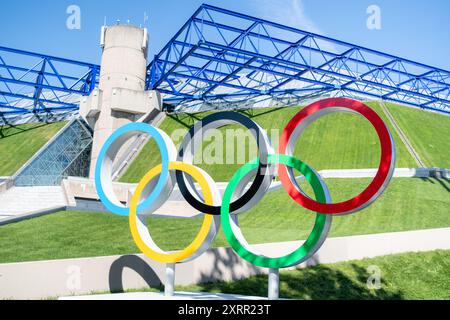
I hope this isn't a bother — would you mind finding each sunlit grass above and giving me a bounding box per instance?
[120,102,419,183]
[0,122,66,176]
[0,177,448,263]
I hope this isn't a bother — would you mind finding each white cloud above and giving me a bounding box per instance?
[248,0,336,52]
[250,0,322,34]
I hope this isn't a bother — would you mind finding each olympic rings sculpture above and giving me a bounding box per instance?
[95,98,396,268]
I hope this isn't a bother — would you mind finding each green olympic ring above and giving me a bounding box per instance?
[221,154,332,268]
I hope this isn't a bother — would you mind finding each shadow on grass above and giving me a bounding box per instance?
[105,244,404,299]
[0,122,51,139]
[239,107,284,120]
[165,107,287,129]
[106,253,405,299]
[420,177,450,193]
[432,177,450,193]
[194,263,404,300]
[106,249,404,299]
[166,113,202,129]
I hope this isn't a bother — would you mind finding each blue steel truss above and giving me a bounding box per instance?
[1,4,449,121]
[147,4,450,114]
[0,46,99,121]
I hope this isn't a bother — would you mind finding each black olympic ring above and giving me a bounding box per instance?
[176,111,274,215]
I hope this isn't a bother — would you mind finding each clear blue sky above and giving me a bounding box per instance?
[1,0,449,70]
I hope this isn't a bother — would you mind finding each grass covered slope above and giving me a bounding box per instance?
[0,177,448,263]
[176,250,450,300]
[0,122,66,176]
[385,102,450,168]
[120,102,416,183]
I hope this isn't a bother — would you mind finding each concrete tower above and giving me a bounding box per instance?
[80,24,161,177]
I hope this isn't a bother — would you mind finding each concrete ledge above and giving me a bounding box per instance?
[1,227,449,299]
[63,168,450,214]
[62,176,135,204]
[0,178,14,193]
[319,167,432,178]
[63,168,449,204]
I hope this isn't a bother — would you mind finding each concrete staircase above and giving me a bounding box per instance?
[0,186,67,222]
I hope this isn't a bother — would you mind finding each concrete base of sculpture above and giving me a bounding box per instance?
[59,291,269,300]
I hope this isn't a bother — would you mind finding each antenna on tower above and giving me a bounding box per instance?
[103,16,107,27]
[144,11,149,26]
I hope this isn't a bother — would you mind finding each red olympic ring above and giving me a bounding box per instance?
[278,97,395,215]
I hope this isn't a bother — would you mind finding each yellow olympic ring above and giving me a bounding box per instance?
[129,161,218,263]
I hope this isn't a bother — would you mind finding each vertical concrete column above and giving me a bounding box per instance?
[87,25,149,177]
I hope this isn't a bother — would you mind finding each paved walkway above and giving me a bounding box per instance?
[60,291,265,300]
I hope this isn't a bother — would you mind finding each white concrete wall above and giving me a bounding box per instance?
[1,228,449,299]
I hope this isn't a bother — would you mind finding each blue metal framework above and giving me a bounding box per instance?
[1,3,449,122]
[0,46,99,121]
[147,4,450,114]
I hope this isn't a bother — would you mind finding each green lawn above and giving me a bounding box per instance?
[175,250,450,300]
[63,250,450,300]
[385,102,450,168]
[120,102,417,183]
[0,177,448,263]
[0,122,66,176]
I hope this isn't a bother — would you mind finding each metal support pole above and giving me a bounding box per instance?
[268,268,279,300]
[164,263,175,297]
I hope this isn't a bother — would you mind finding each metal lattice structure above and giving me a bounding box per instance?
[1,3,450,123]
[14,118,92,186]
[0,46,99,124]
[147,4,450,114]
